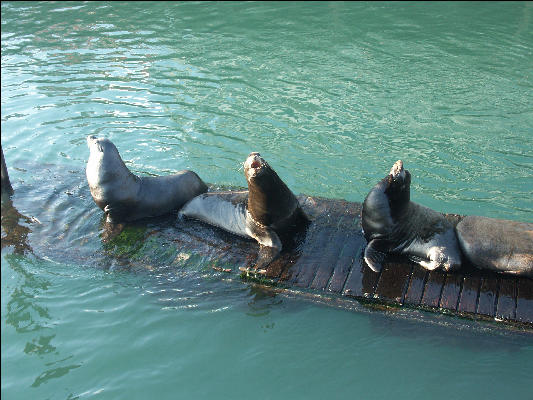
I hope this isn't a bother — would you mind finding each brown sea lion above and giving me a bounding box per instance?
[180,152,309,273]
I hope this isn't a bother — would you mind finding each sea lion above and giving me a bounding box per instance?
[361,160,462,273]
[1,144,13,195]
[456,216,533,277]
[180,152,309,273]
[86,135,208,224]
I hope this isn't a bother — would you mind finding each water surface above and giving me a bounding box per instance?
[2,2,532,399]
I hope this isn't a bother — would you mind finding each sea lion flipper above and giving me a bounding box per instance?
[254,244,281,271]
[364,240,386,272]
[103,204,125,224]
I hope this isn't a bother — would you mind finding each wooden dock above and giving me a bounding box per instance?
[208,195,533,330]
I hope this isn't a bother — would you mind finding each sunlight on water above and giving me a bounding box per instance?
[2,2,532,399]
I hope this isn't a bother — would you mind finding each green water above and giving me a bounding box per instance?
[2,2,532,399]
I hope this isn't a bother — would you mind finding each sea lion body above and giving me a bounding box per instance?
[362,160,462,272]
[180,152,308,271]
[456,216,533,277]
[86,136,207,223]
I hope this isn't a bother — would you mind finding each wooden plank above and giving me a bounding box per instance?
[278,196,332,282]
[292,225,336,287]
[477,277,499,317]
[496,277,517,321]
[282,217,333,283]
[309,228,350,290]
[326,231,365,293]
[457,275,481,314]
[439,272,463,311]
[362,264,381,298]
[421,270,446,308]
[296,210,349,288]
[265,252,295,279]
[374,261,413,303]
[516,278,533,324]
[343,255,380,299]
[403,265,428,306]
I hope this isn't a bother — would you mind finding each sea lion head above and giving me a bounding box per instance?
[243,152,298,227]
[385,160,411,208]
[86,135,135,209]
[87,135,121,164]
[87,136,131,181]
[244,152,272,181]
[362,160,412,239]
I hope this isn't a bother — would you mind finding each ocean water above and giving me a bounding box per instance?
[1,2,532,399]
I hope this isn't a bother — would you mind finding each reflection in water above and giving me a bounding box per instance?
[31,357,81,388]
[246,284,283,317]
[3,254,80,389]
[1,2,532,398]
[1,195,34,254]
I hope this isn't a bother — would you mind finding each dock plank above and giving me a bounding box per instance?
[439,273,463,311]
[343,258,380,299]
[293,226,336,288]
[421,270,446,308]
[327,230,365,294]
[496,277,517,321]
[310,209,361,291]
[309,228,350,290]
[457,275,481,314]
[516,279,533,324]
[477,277,499,318]
[403,265,428,306]
[374,261,412,304]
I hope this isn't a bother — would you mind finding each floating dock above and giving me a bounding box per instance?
[186,195,533,330]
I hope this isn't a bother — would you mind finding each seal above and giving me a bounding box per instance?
[361,160,462,273]
[1,144,13,195]
[180,152,309,273]
[86,135,208,224]
[456,216,533,277]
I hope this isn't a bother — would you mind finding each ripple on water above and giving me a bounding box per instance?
[2,2,533,399]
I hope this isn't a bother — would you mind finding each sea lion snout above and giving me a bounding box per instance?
[87,135,106,153]
[87,135,98,148]
[244,152,267,178]
[389,160,405,180]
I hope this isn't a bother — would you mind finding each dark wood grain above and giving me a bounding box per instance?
[403,265,428,306]
[326,230,365,293]
[309,228,350,290]
[439,272,463,311]
[374,261,413,303]
[457,275,481,314]
[477,277,499,317]
[421,270,446,308]
[516,278,533,324]
[292,226,336,288]
[496,277,517,321]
